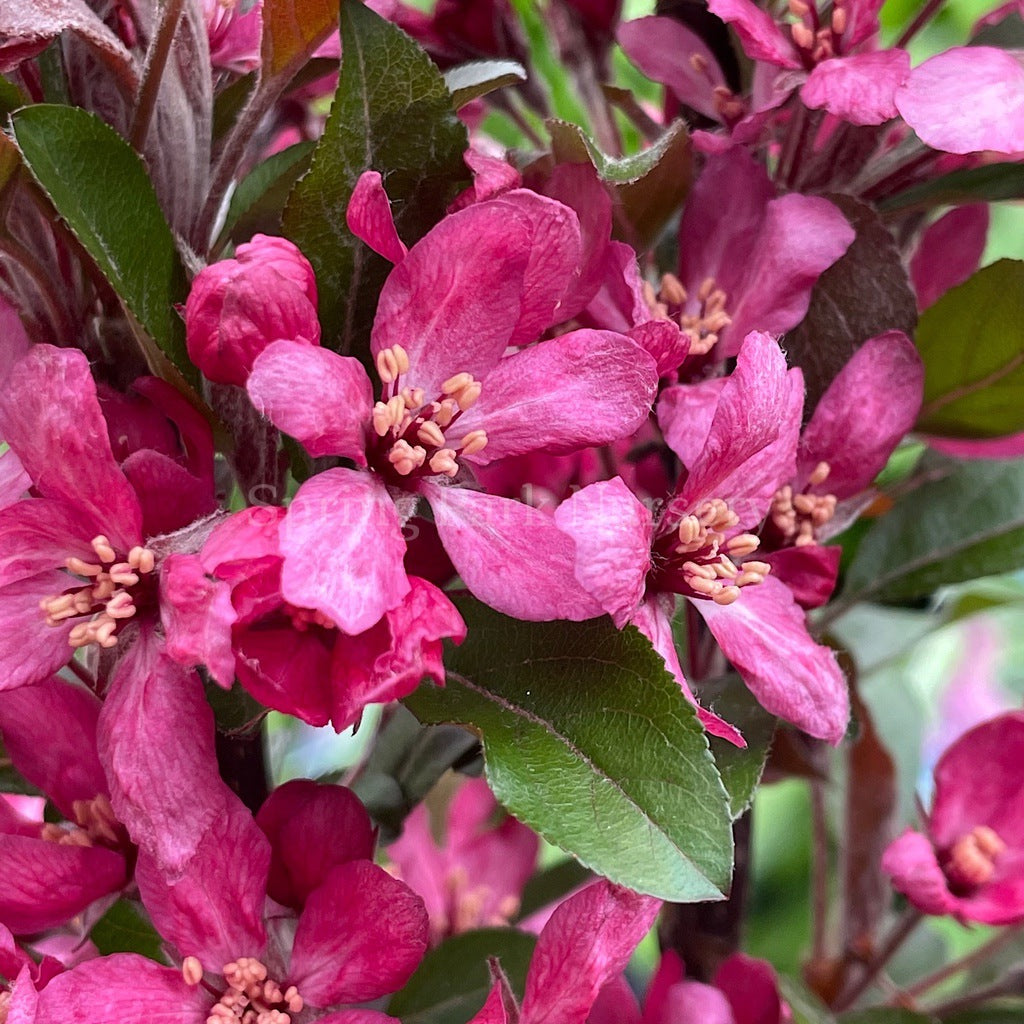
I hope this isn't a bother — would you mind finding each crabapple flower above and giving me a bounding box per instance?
[203,0,262,74]
[185,234,320,387]
[883,711,1024,924]
[247,189,658,625]
[556,332,848,744]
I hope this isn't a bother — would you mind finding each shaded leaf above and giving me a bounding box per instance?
[260,0,337,82]
[839,1012,937,1023]
[916,261,1024,438]
[405,600,734,902]
[783,196,917,415]
[387,927,536,1024]
[515,858,592,922]
[776,974,836,1024]
[881,163,1024,213]
[283,0,469,362]
[90,899,164,961]
[11,105,193,383]
[445,60,527,108]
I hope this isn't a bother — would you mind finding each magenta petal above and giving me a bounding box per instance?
[553,480,652,627]
[347,171,408,264]
[0,675,105,818]
[0,497,102,588]
[881,829,958,917]
[279,469,410,634]
[256,780,376,909]
[800,331,922,497]
[0,573,75,690]
[911,205,989,312]
[459,331,657,465]
[589,976,642,1024]
[695,577,849,744]
[315,1014,403,1024]
[0,836,125,933]
[801,50,910,125]
[706,0,798,67]
[468,981,515,1024]
[290,860,428,1006]
[927,432,1024,458]
[761,545,840,610]
[642,950,685,1024]
[120,451,215,537]
[520,880,661,1024]
[202,505,285,572]
[160,553,237,688]
[248,341,372,463]
[714,954,784,1024]
[98,637,228,875]
[0,450,28,509]
[0,346,142,549]
[656,379,726,470]
[896,47,1024,154]
[135,796,270,971]
[662,982,735,1024]
[425,485,604,622]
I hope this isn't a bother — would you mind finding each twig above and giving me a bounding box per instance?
[811,780,830,963]
[129,0,187,150]
[832,907,923,1011]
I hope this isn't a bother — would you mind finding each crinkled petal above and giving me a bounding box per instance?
[695,577,848,744]
[0,450,29,510]
[706,0,799,67]
[911,205,989,312]
[0,346,142,549]
[881,829,958,917]
[459,331,657,465]
[0,573,74,690]
[290,860,429,1006]
[279,469,410,635]
[248,341,373,463]
[347,171,408,264]
[425,485,604,622]
[0,498,100,587]
[801,50,910,125]
[656,379,726,470]
[761,545,840,610]
[119,451,216,537]
[520,880,661,1024]
[896,47,1024,154]
[553,479,651,628]
[800,331,922,497]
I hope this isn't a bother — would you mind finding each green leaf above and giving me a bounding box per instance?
[91,899,164,961]
[444,60,527,108]
[881,163,1024,213]
[916,261,1024,438]
[0,76,27,118]
[11,105,193,383]
[776,976,836,1024]
[515,858,592,922]
[843,457,1024,602]
[405,601,734,902]
[839,1012,937,1023]
[387,927,536,1024]
[283,0,469,361]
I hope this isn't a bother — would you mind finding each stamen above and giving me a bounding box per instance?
[808,460,831,487]
[688,52,709,75]
[402,386,425,410]
[660,273,687,306]
[182,957,204,986]
[791,22,815,48]
[388,441,427,476]
[65,557,103,577]
[441,372,474,395]
[91,536,116,563]
[429,449,460,478]
[831,6,847,34]
[375,348,400,384]
[459,430,488,456]
[945,826,1006,891]
[724,533,760,557]
[417,421,446,448]
[788,0,810,15]
[372,402,394,437]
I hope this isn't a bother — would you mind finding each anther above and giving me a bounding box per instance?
[808,461,831,487]
[724,533,760,557]
[417,421,446,448]
[697,277,716,302]
[788,0,810,15]
[91,536,116,563]
[459,430,488,456]
[660,273,687,306]
[688,52,709,75]
[455,381,482,411]
[712,586,741,606]
[791,22,815,48]
[375,348,400,384]
[442,372,474,396]
[372,402,393,437]
[402,386,425,410]
[66,557,103,577]
[429,449,460,478]
[831,6,847,34]
[388,441,426,476]
[182,957,204,986]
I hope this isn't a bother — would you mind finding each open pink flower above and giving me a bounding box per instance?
[883,711,1024,924]
[203,0,262,74]
[247,188,658,626]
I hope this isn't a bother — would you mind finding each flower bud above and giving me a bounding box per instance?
[185,234,320,387]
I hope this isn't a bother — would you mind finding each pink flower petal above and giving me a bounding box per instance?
[553,479,652,628]
[642,950,686,1024]
[0,572,75,690]
[799,331,922,497]
[0,346,142,550]
[119,450,216,537]
[468,980,516,1024]
[589,976,642,1024]
[695,577,849,744]
[761,545,840,609]
[714,954,785,1024]
[707,0,799,68]
[202,505,285,573]
[347,171,409,264]
[248,341,373,463]
[927,432,1024,458]
[661,982,736,1024]
[279,469,410,635]
[459,331,657,466]
[802,50,910,125]
[881,829,958,917]
[0,498,99,587]
[290,860,429,1006]
[896,47,1024,154]
[520,880,661,1024]
[0,450,29,510]
[425,485,604,622]
[656,379,726,470]
[911,205,989,312]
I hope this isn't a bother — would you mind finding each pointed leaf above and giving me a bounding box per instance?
[90,899,164,961]
[261,0,338,82]
[405,600,734,902]
[444,60,527,108]
[881,162,1024,213]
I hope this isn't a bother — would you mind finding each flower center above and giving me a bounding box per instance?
[439,866,520,941]
[369,345,488,483]
[40,794,125,850]
[786,0,847,65]
[655,498,771,605]
[768,462,837,548]
[183,956,304,1024]
[943,825,1006,894]
[644,275,732,358]
[39,536,157,650]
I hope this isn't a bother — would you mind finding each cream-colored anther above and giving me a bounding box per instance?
[429,449,460,478]
[402,386,425,410]
[660,273,688,306]
[459,430,488,456]
[91,536,116,563]
[105,592,137,619]
[697,277,716,302]
[372,402,394,437]
[788,0,810,15]
[677,515,702,546]
[376,348,400,384]
[831,6,848,34]
[388,441,426,476]
[417,421,446,448]
[435,399,459,428]
[712,585,741,606]
[182,957,204,986]
[724,533,760,557]
[66,556,103,577]
[791,21,815,48]
[689,52,709,75]
[455,381,482,411]
[683,561,717,581]
[442,372,474,395]
[808,461,831,487]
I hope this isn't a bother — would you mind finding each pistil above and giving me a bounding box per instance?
[643,275,732,357]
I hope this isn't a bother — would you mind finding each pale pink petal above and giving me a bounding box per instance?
[0,450,29,510]
[425,485,604,621]
[881,829,958,917]
[347,171,408,264]
[279,469,410,635]
[553,479,652,628]
[927,432,1024,458]
[0,573,75,690]
[7,964,37,1024]
[695,577,849,744]
[707,0,799,68]
[656,379,726,470]
[248,341,372,463]
[801,50,910,125]
[589,976,642,1024]
[160,553,238,689]
[662,982,735,1024]
[520,880,661,1024]
[799,331,922,497]
[911,205,989,311]
[201,506,285,573]
[459,331,657,466]
[134,796,270,971]
[642,950,685,1024]
[0,346,141,549]
[290,861,429,1006]
[896,47,1024,154]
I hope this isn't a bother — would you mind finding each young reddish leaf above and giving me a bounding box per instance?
[261,0,338,82]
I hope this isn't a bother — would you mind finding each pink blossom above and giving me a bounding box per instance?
[203,0,262,75]
[883,712,1024,924]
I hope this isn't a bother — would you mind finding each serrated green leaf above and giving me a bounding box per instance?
[843,457,1024,602]
[881,163,1024,213]
[10,105,193,383]
[405,601,734,902]
[91,899,164,961]
[284,0,469,361]
[387,928,536,1024]
[916,261,1024,438]
[444,60,527,108]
